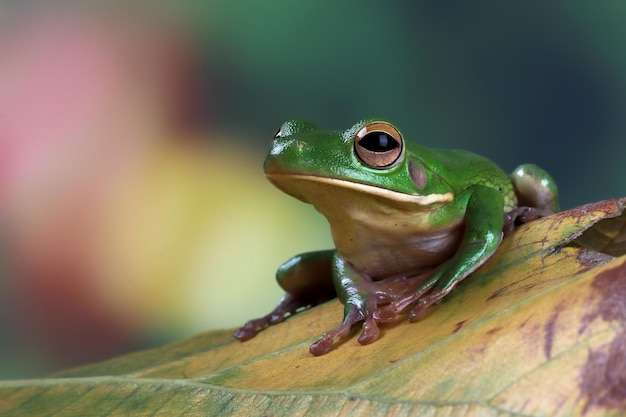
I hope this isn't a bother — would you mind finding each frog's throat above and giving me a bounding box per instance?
[268,174,454,206]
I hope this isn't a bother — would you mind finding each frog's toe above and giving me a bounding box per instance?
[407,301,429,322]
[233,316,272,341]
[234,311,287,341]
[309,335,335,356]
[407,289,450,322]
[357,317,380,345]
[309,303,368,355]
[233,309,292,340]
[309,321,356,356]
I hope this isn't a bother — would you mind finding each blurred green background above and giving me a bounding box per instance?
[1,1,625,379]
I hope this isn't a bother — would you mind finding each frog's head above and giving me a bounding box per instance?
[264,119,454,208]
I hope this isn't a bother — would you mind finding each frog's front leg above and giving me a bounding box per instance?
[309,253,435,356]
[383,185,506,322]
[309,253,381,356]
[233,250,336,341]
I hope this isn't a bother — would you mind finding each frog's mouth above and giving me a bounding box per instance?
[266,173,454,207]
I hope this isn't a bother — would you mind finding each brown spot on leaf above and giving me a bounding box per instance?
[486,287,506,301]
[581,328,626,414]
[518,315,532,329]
[581,260,626,328]
[487,280,537,301]
[486,326,502,336]
[544,302,564,359]
[579,260,626,413]
[577,249,615,268]
[453,320,467,334]
[469,346,486,356]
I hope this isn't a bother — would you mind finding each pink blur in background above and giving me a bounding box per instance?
[0,4,324,377]
[0,5,203,370]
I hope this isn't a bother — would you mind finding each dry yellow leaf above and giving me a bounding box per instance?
[1,198,625,417]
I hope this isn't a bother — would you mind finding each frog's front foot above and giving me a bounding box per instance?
[405,287,452,322]
[309,303,372,356]
[309,273,435,356]
[368,280,447,327]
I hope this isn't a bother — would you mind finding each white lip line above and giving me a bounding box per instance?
[266,173,454,206]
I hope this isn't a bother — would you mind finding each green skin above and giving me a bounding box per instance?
[234,119,559,356]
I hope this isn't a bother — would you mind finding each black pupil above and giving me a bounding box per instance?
[359,132,399,152]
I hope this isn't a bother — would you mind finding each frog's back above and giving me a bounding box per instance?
[425,147,518,212]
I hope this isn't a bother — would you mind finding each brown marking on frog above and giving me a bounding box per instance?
[408,160,426,190]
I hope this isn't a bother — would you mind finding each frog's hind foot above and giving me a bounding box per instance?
[503,206,555,236]
[233,292,332,341]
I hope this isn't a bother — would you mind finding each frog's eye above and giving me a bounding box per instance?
[354,122,404,169]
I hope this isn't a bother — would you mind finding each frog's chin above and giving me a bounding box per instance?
[266,173,454,207]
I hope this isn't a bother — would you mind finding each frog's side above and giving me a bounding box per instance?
[234,119,558,355]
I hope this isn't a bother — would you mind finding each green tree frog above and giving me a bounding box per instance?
[234,119,558,356]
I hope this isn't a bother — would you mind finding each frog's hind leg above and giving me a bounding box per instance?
[505,163,559,235]
[234,291,333,341]
[233,250,336,342]
[510,163,559,213]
